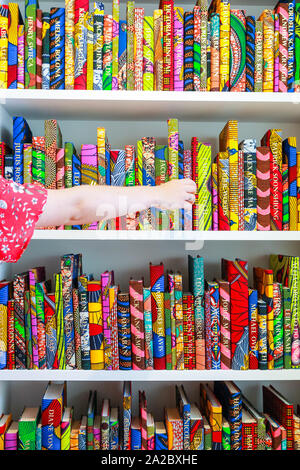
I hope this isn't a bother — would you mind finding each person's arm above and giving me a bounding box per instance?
[36,179,196,228]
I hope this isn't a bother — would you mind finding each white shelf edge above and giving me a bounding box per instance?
[0,370,299,382]
[32,230,300,241]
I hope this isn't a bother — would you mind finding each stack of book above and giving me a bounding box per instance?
[1,117,300,231]
[0,381,298,450]
[0,1,299,93]
[0,252,299,371]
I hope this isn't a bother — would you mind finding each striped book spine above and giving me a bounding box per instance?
[162,0,174,90]
[282,156,289,230]
[200,1,208,91]
[17,24,25,89]
[143,16,154,91]
[134,8,144,91]
[175,273,184,370]
[283,286,292,369]
[188,255,205,369]
[193,6,201,91]
[81,144,98,230]
[72,289,82,369]
[93,2,104,91]
[25,0,37,89]
[167,273,176,369]
[74,0,88,89]
[65,0,74,90]
[283,137,298,231]
[287,1,295,92]
[239,139,257,231]
[153,9,163,91]
[0,282,9,369]
[61,255,76,369]
[274,12,279,92]
[259,10,274,92]
[117,293,131,370]
[273,283,284,369]
[219,0,230,91]
[86,12,93,90]
[78,275,90,370]
[88,280,103,369]
[118,20,127,90]
[130,280,145,370]
[174,7,184,91]
[219,280,231,370]
[230,9,246,92]
[164,292,172,370]
[183,149,193,230]
[248,288,259,370]
[7,3,19,89]
[183,11,193,91]
[254,20,263,92]
[36,9,42,89]
[204,290,211,369]
[238,150,244,230]
[112,0,119,90]
[208,281,220,370]
[36,281,50,370]
[256,147,271,231]
[143,287,154,370]
[45,119,62,190]
[109,285,119,370]
[101,271,113,370]
[55,274,65,369]
[278,4,288,93]
[42,12,50,89]
[183,293,195,369]
[14,274,28,370]
[44,292,58,369]
[7,300,14,369]
[210,12,220,92]
[126,0,135,90]
[246,16,255,92]
[150,264,165,370]
[195,142,212,231]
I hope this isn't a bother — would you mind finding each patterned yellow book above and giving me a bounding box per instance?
[0,6,9,89]
[258,9,274,93]
[86,11,93,90]
[88,280,104,370]
[219,1,230,91]
[112,0,119,90]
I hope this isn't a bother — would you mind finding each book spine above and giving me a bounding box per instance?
[246,16,255,92]
[123,392,131,450]
[153,9,163,91]
[61,255,76,369]
[287,2,295,92]
[0,283,8,369]
[200,3,208,91]
[29,269,43,370]
[19,419,36,450]
[14,275,27,369]
[204,290,211,369]
[193,6,201,92]
[50,8,65,90]
[211,161,218,230]
[72,289,82,369]
[183,149,193,230]
[41,12,50,89]
[175,273,184,370]
[93,2,104,91]
[289,256,300,369]
[273,283,284,369]
[295,3,300,92]
[254,20,263,92]
[184,11,194,91]
[141,137,155,230]
[150,264,166,370]
[298,151,300,230]
[256,147,271,231]
[209,281,220,370]
[219,280,231,370]
[23,143,32,184]
[101,271,112,370]
[283,286,292,369]
[284,137,298,231]
[147,419,154,450]
[13,116,32,184]
[134,8,144,91]
[109,286,119,370]
[167,274,177,369]
[164,292,172,370]
[282,159,289,230]
[86,12,93,90]
[143,16,154,91]
[126,0,135,90]
[274,12,280,92]
[74,0,88,90]
[219,0,230,91]
[7,3,18,89]
[44,292,58,369]
[230,9,246,92]
[25,0,37,89]
[7,300,14,369]
[81,144,98,229]
[196,142,212,230]
[55,274,65,369]
[238,149,244,230]
[17,24,25,89]
[278,4,289,93]
[162,0,174,90]
[174,7,184,91]
[217,152,230,230]
[118,20,127,90]
[183,293,195,369]
[210,12,220,92]
[45,119,61,189]
[117,293,131,370]
[88,280,103,369]
[207,20,211,91]
[78,276,90,370]
[125,144,136,230]
[261,10,274,92]
[65,0,74,90]
[61,418,71,450]
[111,0,119,90]
[56,148,65,190]
[249,288,259,370]
[190,420,204,450]
[42,396,63,450]
[103,14,113,90]
[188,255,205,369]
[143,287,154,370]
[36,282,48,369]
[32,136,45,186]
[97,127,106,189]
[36,9,42,89]
[167,118,179,230]
[129,280,145,370]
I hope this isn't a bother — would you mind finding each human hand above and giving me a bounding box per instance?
[156,178,196,211]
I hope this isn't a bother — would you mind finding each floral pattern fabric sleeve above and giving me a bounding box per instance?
[0,176,48,263]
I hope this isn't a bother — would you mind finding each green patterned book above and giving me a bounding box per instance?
[18,407,40,450]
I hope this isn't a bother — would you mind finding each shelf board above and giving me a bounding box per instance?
[0,369,299,381]
[1,90,300,122]
[32,230,300,241]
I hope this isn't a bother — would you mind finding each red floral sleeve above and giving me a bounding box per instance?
[0,176,48,263]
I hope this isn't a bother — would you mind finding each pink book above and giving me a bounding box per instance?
[101,271,113,370]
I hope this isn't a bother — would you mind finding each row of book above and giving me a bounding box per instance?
[0,1,300,93]
[0,380,299,450]
[1,116,300,231]
[0,252,299,371]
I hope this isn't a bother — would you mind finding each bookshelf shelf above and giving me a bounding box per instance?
[0,369,299,382]
[1,90,300,122]
[31,229,300,241]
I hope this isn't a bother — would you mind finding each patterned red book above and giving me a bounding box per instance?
[7,299,15,369]
[183,293,195,369]
[129,279,145,370]
[161,0,174,90]
[263,385,294,450]
[242,409,258,450]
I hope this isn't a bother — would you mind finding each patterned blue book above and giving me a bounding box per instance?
[175,385,191,450]
[118,20,127,90]
[131,417,141,450]
[214,381,242,451]
[79,416,87,450]
[72,147,81,231]
[78,275,91,370]
[155,422,168,450]
[50,8,65,89]
[13,116,32,184]
[178,140,184,230]
[42,12,50,89]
